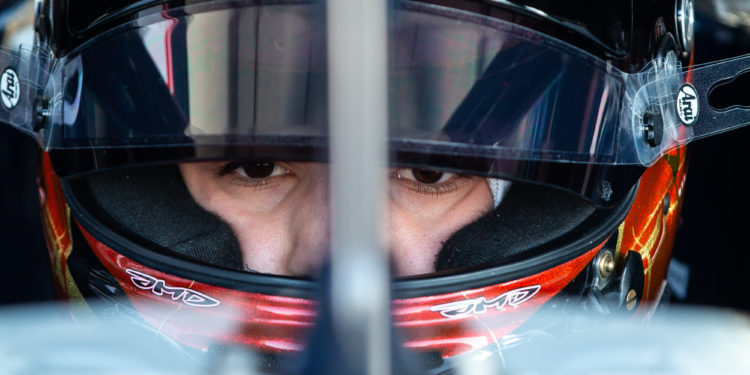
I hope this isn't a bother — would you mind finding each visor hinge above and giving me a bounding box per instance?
[33,97,49,132]
[641,109,664,148]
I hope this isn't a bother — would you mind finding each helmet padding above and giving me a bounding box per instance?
[83,166,243,270]
[436,183,595,271]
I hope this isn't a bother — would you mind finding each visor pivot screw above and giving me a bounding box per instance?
[625,289,638,310]
[641,110,664,148]
[597,252,615,279]
[34,98,49,131]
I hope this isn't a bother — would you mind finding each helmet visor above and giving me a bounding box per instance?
[58,0,623,155]
[44,0,650,204]
[3,0,749,187]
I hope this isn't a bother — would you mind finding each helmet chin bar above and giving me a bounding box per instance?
[384,247,648,375]
[422,250,647,374]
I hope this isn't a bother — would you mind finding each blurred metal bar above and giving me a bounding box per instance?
[327,0,390,374]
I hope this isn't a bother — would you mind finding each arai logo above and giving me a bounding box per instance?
[125,268,220,307]
[0,68,20,110]
[676,83,698,125]
[430,285,541,319]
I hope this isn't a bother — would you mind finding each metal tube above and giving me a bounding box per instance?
[327,0,390,374]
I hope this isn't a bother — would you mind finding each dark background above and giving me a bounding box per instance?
[1,0,749,311]
[669,0,750,312]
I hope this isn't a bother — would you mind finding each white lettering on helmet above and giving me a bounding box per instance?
[1,68,20,110]
[125,268,220,307]
[676,83,699,125]
[430,285,541,319]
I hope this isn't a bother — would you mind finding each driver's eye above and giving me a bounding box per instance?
[411,169,444,184]
[231,162,289,179]
[242,162,276,178]
[396,168,454,184]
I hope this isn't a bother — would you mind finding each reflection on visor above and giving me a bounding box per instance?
[1,1,750,191]
[53,1,625,160]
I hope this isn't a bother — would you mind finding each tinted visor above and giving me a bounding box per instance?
[49,0,642,205]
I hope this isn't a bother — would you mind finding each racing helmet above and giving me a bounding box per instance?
[0,0,721,371]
